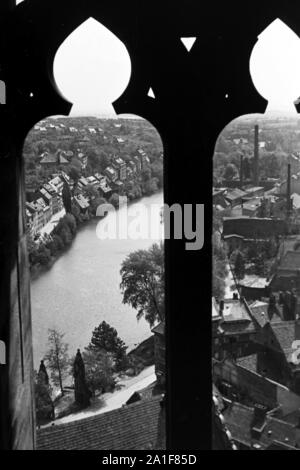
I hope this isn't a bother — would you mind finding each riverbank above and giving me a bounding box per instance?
[30,188,163,281]
[30,191,163,367]
[30,212,93,281]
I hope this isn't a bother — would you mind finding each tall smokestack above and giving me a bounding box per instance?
[287,163,292,216]
[240,154,244,188]
[254,124,259,186]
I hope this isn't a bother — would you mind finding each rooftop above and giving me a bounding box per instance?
[223,216,286,240]
[74,194,89,209]
[249,300,282,328]
[292,193,300,210]
[270,321,300,360]
[151,322,165,336]
[225,188,247,201]
[245,187,264,193]
[222,298,252,322]
[236,354,258,372]
[37,395,165,451]
[223,401,300,450]
[220,298,256,335]
[279,251,300,271]
[238,275,268,289]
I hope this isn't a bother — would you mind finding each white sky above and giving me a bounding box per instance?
[250,19,300,114]
[53,18,131,116]
[14,11,300,116]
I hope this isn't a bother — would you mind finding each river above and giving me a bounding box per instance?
[30,191,163,368]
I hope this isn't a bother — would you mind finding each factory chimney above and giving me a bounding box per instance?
[287,163,292,216]
[253,124,259,186]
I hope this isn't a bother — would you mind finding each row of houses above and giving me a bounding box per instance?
[33,121,130,145]
[26,172,70,237]
[26,148,151,239]
[40,149,87,170]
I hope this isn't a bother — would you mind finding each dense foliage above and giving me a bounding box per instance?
[120,242,164,327]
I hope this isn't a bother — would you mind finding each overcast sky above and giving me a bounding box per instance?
[250,19,300,113]
[53,18,131,116]
[53,17,300,116]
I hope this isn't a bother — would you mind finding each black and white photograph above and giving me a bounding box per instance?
[4,0,300,456]
[212,19,300,450]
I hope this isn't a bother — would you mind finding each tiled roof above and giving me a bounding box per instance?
[279,251,300,271]
[238,276,268,289]
[245,187,264,194]
[222,299,251,322]
[223,401,300,449]
[249,301,273,328]
[126,383,156,405]
[37,395,165,450]
[59,155,69,164]
[236,354,258,373]
[220,299,256,335]
[225,189,247,201]
[40,153,57,164]
[223,217,286,239]
[74,194,89,209]
[151,322,165,336]
[270,321,300,359]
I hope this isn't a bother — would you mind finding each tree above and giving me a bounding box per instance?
[223,163,238,181]
[35,245,51,266]
[34,370,54,425]
[150,160,163,188]
[232,250,245,280]
[243,157,251,179]
[212,257,227,299]
[120,242,164,327]
[84,184,99,200]
[73,349,91,407]
[60,226,73,245]
[81,347,116,395]
[68,165,81,183]
[90,196,106,215]
[89,321,128,371]
[215,136,230,154]
[62,181,72,213]
[143,177,159,196]
[44,328,70,395]
[253,254,265,276]
[109,193,120,208]
[141,167,152,182]
[64,213,77,236]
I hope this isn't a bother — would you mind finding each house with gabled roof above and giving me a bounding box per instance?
[213,296,258,361]
[40,150,69,169]
[254,320,300,393]
[73,194,90,213]
[104,166,118,183]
